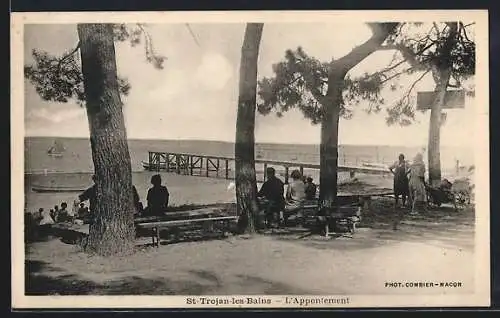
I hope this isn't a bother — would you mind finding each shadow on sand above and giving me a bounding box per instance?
[260,198,474,252]
[25,260,308,295]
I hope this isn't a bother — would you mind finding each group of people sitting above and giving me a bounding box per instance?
[30,174,172,229]
[257,167,317,228]
[76,174,171,221]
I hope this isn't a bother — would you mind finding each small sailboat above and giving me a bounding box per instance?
[47,139,66,158]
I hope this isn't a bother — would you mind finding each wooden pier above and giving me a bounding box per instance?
[145,151,391,184]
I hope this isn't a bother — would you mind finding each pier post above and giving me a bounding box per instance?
[166,154,170,172]
[176,155,181,175]
[206,158,209,177]
[284,166,289,184]
[263,163,268,182]
[299,166,304,178]
[225,160,229,179]
[216,159,220,178]
[156,153,160,173]
[190,156,194,176]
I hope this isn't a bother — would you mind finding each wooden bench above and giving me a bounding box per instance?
[322,206,362,237]
[136,216,238,247]
[280,199,361,237]
[134,208,226,225]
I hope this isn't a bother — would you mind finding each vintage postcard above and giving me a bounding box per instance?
[11,10,490,309]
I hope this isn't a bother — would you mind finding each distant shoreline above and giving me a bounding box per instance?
[24,135,469,150]
[23,136,474,173]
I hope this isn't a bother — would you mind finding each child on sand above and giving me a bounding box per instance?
[57,202,70,222]
[77,203,88,219]
[38,207,54,237]
[49,209,56,221]
[39,207,55,226]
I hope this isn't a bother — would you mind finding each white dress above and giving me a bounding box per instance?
[39,210,55,225]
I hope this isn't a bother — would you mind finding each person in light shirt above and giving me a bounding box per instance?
[285,169,306,211]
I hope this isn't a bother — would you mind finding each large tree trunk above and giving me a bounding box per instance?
[318,73,344,212]
[77,24,136,256]
[234,23,264,234]
[427,69,451,186]
[315,23,398,212]
[427,22,458,186]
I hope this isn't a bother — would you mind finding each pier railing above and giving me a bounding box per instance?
[146,151,391,184]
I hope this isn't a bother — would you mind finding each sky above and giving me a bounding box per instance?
[23,23,476,147]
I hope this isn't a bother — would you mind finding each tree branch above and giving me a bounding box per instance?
[291,60,326,102]
[379,67,414,84]
[335,23,399,72]
[406,69,431,96]
[432,22,442,37]
[379,41,437,69]
[459,22,472,42]
[57,41,81,70]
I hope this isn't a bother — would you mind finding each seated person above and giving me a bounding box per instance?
[77,174,142,218]
[428,178,454,205]
[304,177,317,201]
[257,167,285,227]
[77,203,88,219]
[56,202,70,222]
[49,209,56,221]
[65,201,77,223]
[439,179,453,192]
[39,207,55,226]
[77,174,97,215]
[285,169,306,213]
[145,174,170,217]
[132,185,144,215]
[53,205,60,220]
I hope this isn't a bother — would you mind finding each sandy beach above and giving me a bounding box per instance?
[21,140,477,298]
[25,198,475,296]
[24,170,397,213]
[22,169,477,296]
[25,172,239,213]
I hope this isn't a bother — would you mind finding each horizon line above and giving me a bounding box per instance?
[24,135,472,149]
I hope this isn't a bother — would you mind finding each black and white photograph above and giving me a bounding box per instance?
[11,11,489,308]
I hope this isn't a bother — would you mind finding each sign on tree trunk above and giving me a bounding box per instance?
[417,90,465,110]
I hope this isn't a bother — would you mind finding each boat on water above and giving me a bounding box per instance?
[361,162,389,169]
[32,184,86,193]
[47,139,66,158]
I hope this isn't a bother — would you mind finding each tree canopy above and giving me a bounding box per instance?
[357,22,475,126]
[257,22,475,126]
[24,23,166,106]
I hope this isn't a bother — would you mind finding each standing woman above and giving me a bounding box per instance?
[389,154,410,208]
[408,153,427,215]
